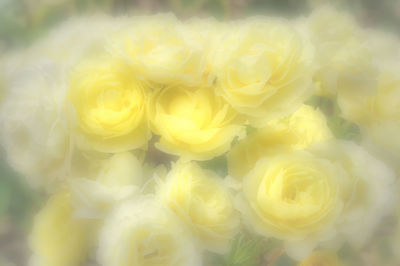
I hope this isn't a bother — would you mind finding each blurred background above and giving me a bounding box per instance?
[1,0,400,51]
[0,0,400,265]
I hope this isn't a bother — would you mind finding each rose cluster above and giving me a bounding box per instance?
[0,6,399,266]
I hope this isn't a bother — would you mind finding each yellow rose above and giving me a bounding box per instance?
[185,18,226,86]
[236,151,346,258]
[338,64,400,168]
[97,196,201,266]
[337,34,400,169]
[0,16,133,189]
[299,251,343,266]
[213,18,314,127]
[228,105,332,181]
[68,57,150,153]
[307,7,378,96]
[69,152,142,218]
[339,64,400,124]
[148,85,243,160]
[96,152,142,187]
[308,140,396,248]
[110,14,206,87]
[30,191,95,266]
[157,161,239,253]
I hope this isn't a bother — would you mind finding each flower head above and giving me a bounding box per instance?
[68,57,150,153]
[149,85,243,160]
[213,18,314,126]
[97,196,201,266]
[157,161,239,253]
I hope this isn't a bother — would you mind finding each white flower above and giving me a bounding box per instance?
[0,59,69,188]
[97,196,202,266]
[69,152,142,219]
[0,16,130,188]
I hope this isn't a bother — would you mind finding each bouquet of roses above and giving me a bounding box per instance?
[1,6,399,266]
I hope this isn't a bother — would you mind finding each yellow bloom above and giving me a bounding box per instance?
[213,18,314,127]
[338,63,400,168]
[30,191,95,266]
[157,161,239,253]
[68,57,150,153]
[96,152,143,187]
[309,140,396,248]
[340,64,400,124]
[239,152,343,238]
[0,16,132,189]
[335,32,400,169]
[236,151,346,258]
[299,251,343,266]
[336,31,400,170]
[98,196,201,266]
[69,152,142,218]
[237,139,395,258]
[307,7,378,96]
[228,105,332,181]
[148,85,243,160]
[110,14,206,87]
[185,18,227,86]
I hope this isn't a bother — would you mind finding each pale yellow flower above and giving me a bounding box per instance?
[148,85,243,160]
[213,18,314,126]
[335,31,400,170]
[307,6,378,96]
[236,150,347,259]
[0,16,131,188]
[30,191,95,266]
[97,196,201,266]
[68,57,150,153]
[338,63,400,168]
[69,152,142,219]
[110,14,206,87]
[228,105,332,181]
[339,66,400,124]
[185,18,227,86]
[236,139,395,259]
[157,161,239,253]
[309,140,396,248]
[336,31,400,169]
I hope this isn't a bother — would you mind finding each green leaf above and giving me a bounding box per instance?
[198,155,228,177]
[306,95,362,142]
[221,232,272,266]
